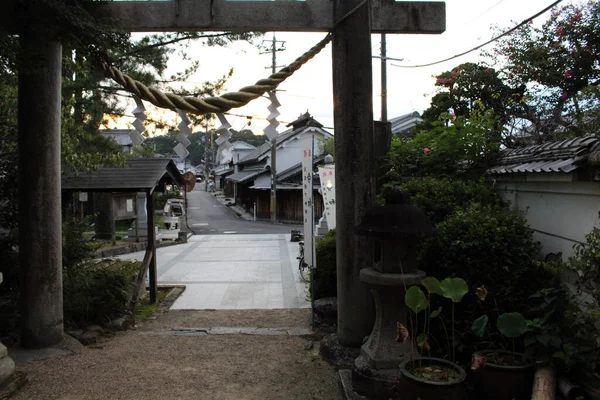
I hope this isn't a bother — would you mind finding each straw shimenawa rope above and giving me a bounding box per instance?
[100,0,368,115]
[102,34,331,115]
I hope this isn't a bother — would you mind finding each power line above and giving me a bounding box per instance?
[464,0,508,26]
[390,0,563,69]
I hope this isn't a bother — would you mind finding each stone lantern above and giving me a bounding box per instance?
[351,188,434,398]
[0,273,16,388]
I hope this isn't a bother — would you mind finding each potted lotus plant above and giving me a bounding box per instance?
[397,276,468,400]
[469,285,535,400]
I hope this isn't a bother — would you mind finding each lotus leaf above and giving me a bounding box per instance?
[440,277,468,303]
[497,312,527,338]
[421,277,443,296]
[405,286,428,314]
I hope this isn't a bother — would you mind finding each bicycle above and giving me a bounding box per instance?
[297,240,310,282]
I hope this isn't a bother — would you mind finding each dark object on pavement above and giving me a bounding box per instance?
[290,230,303,242]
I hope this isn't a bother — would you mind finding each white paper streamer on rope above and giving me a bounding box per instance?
[216,113,232,133]
[263,92,281,140]
[177,108,192,136]
[130,96,146,145]
[173,108,193,158]
[174,143,189,159]
[214,113,233,162]
[216,141,233,163]
[176,133,191,147]
[215,132,231,146]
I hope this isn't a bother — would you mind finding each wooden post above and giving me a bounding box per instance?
[531,366,556,400]
[146,190,157,304]
[270,138,277,222]
[333,0,376,346]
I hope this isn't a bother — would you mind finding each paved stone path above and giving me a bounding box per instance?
[118,233,310,310]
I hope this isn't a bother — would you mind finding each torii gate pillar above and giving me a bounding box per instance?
[332,1,376,346]
[18,31,64,348]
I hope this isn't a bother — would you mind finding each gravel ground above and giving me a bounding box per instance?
[12,309,342,400]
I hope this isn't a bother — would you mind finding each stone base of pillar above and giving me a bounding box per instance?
[0,370,27,399]
[319,334,361,368]
[350,354,401,399]
[0,343,15,386]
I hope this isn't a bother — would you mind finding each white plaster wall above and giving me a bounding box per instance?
[266,130,330,172]
[254,174,270,187]
[495,178,600,259]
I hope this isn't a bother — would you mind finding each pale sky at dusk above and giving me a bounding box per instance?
[114,0,582,136]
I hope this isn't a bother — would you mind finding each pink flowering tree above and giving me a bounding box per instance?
[488,1,600,143]
[421,62,520,133]
[384,107,502,180]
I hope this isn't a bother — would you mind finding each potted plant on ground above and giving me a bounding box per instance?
[469,285,535,400]
[397,276,469,400]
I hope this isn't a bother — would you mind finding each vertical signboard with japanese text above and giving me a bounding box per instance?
[302,137,314,268]
[317,164,336,230]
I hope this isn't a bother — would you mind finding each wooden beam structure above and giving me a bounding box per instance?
[85,0,445,34]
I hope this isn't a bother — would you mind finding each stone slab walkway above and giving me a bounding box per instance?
[118,233,310,310]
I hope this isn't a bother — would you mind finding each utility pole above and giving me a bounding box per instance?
[260,33,286,222]
[381,33,387,122]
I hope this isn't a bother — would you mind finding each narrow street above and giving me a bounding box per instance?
[184,184,301,235]
[118,184,309,310]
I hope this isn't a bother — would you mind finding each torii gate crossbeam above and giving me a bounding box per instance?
[6,0,445,349]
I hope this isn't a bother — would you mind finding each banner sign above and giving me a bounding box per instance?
[317,164,336,230]
[302,137,314,268]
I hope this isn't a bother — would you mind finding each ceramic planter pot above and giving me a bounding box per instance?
[470,350,535,400]
[398,357,467,400]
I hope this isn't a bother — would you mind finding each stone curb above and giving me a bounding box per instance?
[138,327,313,337]
[94,239,188,259]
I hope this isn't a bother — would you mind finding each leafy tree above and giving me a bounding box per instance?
[488,1,600,143]
[230,129,268,148]
[383,107,501,181]
[420,62,521,132]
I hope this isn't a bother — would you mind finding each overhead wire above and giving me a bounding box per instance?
[389,0,563,69]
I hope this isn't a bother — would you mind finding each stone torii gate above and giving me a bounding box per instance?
[5,0,445,349]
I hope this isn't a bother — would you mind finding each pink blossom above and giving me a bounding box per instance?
[564,70,573,79]
[552,43,561,48]
[570,10,582,23]
[556,27,565,36]
[423,147,430,155]
[451,113,457,121]
[561,92,568,100]
[485,68,494,73]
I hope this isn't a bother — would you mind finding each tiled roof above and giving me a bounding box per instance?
[237,127,295,164]
[487,137,600,175]
[62,158,184,192]
[227,168,267,183]
[389,111,422,136]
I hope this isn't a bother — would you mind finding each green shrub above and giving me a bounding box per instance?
[383,108,501,180]
[419,204,555,343]
[63,259,140,326]
[63,214,97,269]
[313,229,337,299]
[396,177,504,224]
[568,227,600,305]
